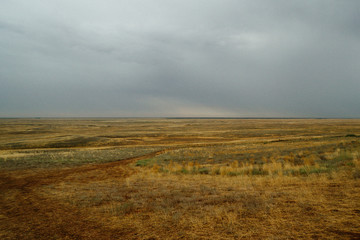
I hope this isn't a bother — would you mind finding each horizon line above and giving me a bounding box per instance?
[1,116,359,120]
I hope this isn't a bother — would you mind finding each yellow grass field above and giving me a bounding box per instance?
[1,118,360,239]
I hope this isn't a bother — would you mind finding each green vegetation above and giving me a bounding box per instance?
[135,158,156,167]
[0,146,163,169]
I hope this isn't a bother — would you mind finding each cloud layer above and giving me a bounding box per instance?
[1,0,359,117]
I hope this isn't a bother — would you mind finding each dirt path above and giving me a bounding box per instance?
[0,149,168,239]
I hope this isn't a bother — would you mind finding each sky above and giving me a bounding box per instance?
[1,0,360,118]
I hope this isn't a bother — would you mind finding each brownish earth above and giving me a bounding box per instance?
[1,119,360,239]
[0,149,171,239]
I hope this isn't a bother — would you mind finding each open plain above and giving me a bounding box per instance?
[0,118,360,239]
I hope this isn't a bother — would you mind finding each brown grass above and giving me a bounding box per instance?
[1,118,360,239]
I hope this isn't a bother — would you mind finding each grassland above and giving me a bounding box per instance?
[0,118,360,239]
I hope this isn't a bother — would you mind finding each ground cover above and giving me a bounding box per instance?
[1,118,360,239]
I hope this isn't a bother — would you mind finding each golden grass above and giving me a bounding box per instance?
[1,118,360,239]
[42,168,360,239]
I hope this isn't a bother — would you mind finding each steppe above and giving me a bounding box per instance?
[1,118,360,239]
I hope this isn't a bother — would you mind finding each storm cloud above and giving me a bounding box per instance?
[1,0,359,117]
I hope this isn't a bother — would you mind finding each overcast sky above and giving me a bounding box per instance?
[1,0,359,118]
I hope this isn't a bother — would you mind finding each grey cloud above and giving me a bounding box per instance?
[1,0,360,117]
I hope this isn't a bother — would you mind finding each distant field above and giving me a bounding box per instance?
[1,119,360,239]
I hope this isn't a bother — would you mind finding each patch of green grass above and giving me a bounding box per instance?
[346,162,355,167]
[227,171,241,176]
[180,168,190,174]
[0,146,164,169]
[198,167,210,174]
[108,202,136,216]
[334,151,353,162]
[117,202,136,215]
[296,167,331,176]
[317,150,355,172]
[135,158,155,167]
[251,168,268,176]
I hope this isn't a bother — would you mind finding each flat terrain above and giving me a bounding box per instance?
[1,118,360,239]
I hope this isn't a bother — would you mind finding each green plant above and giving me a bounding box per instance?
[136,158,155,167]
[198,167,210,174]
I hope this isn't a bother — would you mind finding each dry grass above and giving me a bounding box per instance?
[1,118,360,239]
[40,168,360,239]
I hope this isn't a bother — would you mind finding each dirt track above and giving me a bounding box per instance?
[0,149,167,239]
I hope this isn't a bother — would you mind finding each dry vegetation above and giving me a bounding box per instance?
[1,118,360,239]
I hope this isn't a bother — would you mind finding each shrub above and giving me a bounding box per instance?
[345,134,357,137]
[180,168,189,174]
[299,167,309,176]
[198,167,210,174]
[251,168,268,176]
